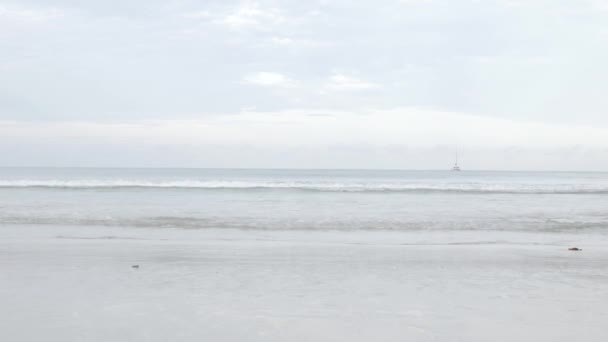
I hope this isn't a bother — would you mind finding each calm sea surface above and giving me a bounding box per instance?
[1,168,607,232]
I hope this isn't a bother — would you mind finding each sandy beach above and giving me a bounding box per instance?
[2,225,607,342]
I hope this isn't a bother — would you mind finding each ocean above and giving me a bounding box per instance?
[1,167,608,233]
[3,167,608,341]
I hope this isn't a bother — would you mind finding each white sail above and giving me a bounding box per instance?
[452,150,461,171]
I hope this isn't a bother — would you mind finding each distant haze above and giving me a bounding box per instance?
[1,0,608,170]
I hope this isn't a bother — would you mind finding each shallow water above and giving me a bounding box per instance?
[2,168,607,341]
[0,168,607,232]
[1,226,607,342]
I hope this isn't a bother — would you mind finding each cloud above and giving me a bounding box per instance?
[324,74,379,91]
[0,4,63,22]
[3,107,608,169]
[270,36,293,45]
[3,107,607,148]
[242,72,296,87]
[3,0,608,129]
[219,3,285,30]
[181,10,213,20]
[589,0,608,11]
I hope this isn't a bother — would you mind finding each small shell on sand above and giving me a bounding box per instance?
[568,247,582,251]
[132,265,140,268]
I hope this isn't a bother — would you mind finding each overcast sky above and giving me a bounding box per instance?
[1,0,608,169]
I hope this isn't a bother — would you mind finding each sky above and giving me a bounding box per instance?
[1,0,608,169]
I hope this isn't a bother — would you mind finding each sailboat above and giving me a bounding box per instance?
[452,151,461,171]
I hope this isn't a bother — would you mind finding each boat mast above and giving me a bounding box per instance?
[452,148,461,171]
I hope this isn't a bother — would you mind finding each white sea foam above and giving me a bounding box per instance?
[1,179,608,194]
[1,169,608,233]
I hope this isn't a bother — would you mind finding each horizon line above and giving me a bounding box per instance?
[0,166,607,173]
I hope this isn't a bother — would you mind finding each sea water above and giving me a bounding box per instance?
[1,167,607,233]
[3,168,608,342]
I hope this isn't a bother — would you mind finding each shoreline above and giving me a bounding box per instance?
[2,223,606,245]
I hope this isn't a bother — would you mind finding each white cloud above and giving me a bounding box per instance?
[398,0,432,5]
[3,108,608,148]
[0,4,63,23]
[220,3,285,30]
[3,108,608,169]
[268,36,333,49]
[270,36,293,45]
[181,10,212,19]
[242,72,295,87]
[324,74,379,91]
[589,0,608,11]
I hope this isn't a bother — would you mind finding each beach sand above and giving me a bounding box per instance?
[1,225,607,342]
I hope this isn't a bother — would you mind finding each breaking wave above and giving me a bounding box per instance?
[1,179,608,194]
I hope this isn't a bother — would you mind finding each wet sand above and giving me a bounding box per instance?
[1,225,607,342]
